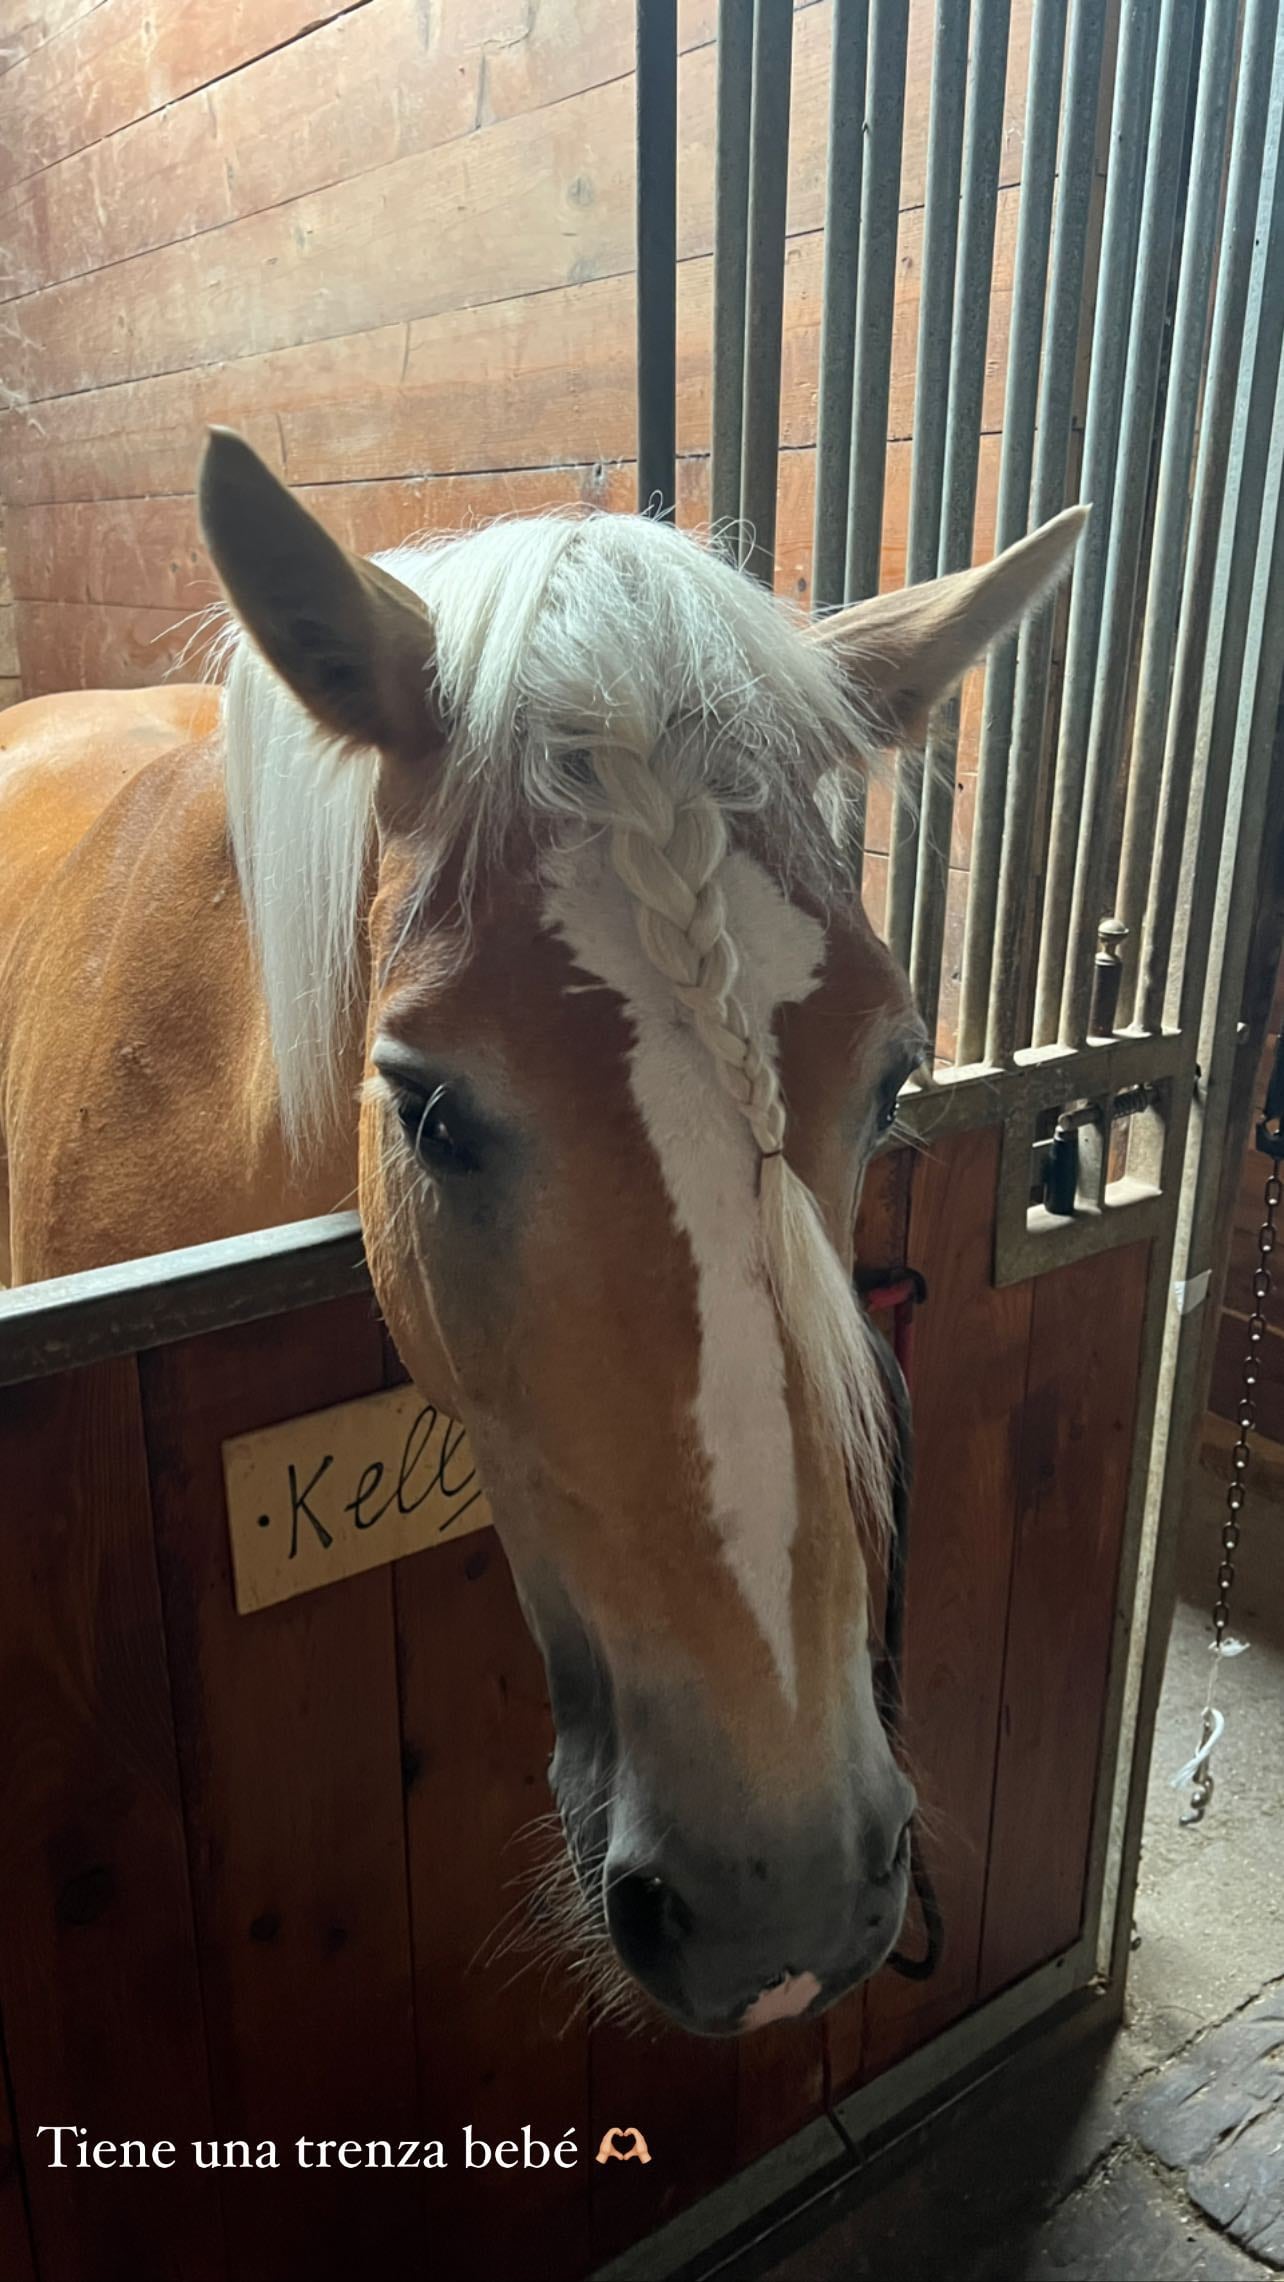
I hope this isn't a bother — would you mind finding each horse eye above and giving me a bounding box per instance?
[876,1049,924,1135]
[394,1085,481,1174]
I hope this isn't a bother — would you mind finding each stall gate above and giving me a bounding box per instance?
[3,2,1284,2278]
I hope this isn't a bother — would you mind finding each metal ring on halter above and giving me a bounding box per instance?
[862,1301,944,1984]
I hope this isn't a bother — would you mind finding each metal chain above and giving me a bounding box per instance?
[1181,1158,1280,1824]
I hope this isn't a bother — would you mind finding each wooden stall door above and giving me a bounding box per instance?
[832,1130,1150,2098]
[0,1123,1154,2279]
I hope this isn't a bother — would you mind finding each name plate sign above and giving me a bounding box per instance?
[221,1386,491,1614]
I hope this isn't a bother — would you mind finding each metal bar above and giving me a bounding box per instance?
[1031,0,1163,1046]
[894,1028,1184,1164]
[910,0,1014,1044]
[1135,0,1282,1033]
[1175,116,1284,1042]
[1059,0,1200,1046]
[833,1938,1098,2146]
[738,0,795,583]
[635,0,678,518]
[0,1214,370,1389]
[1167,13,1284,1023]
[1081,1087,1194,1976]
[844,0,909,605]
[710,0,754,534]
[882,0,971,971]
[956,0,1070,1067]
[1113,0,1242,1027]
[811,0,871,612]
[986,0,1109,1066]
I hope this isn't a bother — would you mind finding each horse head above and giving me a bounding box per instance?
[201,428,1082,2034]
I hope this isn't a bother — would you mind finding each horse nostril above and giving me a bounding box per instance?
[872,1813,914,1887]
[606,1868,694,1979]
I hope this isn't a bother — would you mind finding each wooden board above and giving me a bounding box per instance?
[0,0,480,302]
[0,0,109,75]
[0,0,360,194]
[386,1323,591,2278]
[0,1356,223,2281]
[3,66,632,407]
[0,2035,37,2282]
[978,1240,1150,1998]
[6,433,1002,694]
[0,193,1017,510]
[0,0,1033,303]
[858,1124,1034,2087]
[587,2014,739,2268]
[13,597,213,691]
[0,7,1029,405]
[139,1297,424,2281]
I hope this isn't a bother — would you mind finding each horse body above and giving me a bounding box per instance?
[0,433,1084,2032]
[0,684,352,1282]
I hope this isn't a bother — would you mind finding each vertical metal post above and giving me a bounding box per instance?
[1111,514,1284,2005]
[812,0,871,615]
[1059,0,1200,1046]
[1175,80,1284,1044]
[711,0,754,535]
[739,0,795,584]
[636,0,678,519]
[1136,0,1281,1033]
[1032,0,1163,1046]
[883,0,971,972]
[956,0,1070,1067]
[1113,0,1241,1026]
[986,0,1109,1067]
[910,0,1013,1045]
[844,0,909,606]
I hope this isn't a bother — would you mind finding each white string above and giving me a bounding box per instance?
[1171,1707,1225,1791]
[1170,1637,1250,1793]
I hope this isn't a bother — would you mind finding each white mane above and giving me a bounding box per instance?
[221,510,873,1152]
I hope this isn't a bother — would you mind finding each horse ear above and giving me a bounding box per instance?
[805,505,1088,748]
[198,427,444,770]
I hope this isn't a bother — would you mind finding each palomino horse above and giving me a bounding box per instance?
[0,432,1083,2033]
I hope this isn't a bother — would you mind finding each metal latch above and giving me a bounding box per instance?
[1041,1084,1158,1218]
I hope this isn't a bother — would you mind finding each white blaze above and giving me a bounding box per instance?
[544,841,826,1696]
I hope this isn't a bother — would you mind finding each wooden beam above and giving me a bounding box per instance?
[0,0,361,195]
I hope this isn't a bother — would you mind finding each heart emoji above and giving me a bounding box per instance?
[595,2125,652,2164]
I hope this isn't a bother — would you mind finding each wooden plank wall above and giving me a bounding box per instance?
[0,0,1048,1056]
[0,1127,1150,2278]
[0,513,17,709]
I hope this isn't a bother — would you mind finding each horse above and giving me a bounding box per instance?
[0,430,1083,2034]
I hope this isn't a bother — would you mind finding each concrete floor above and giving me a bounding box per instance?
[733,1462,1284,2282]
